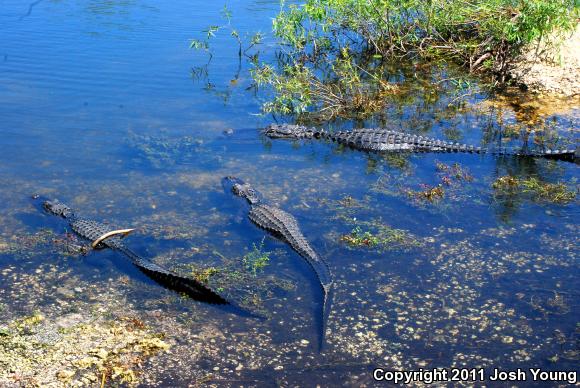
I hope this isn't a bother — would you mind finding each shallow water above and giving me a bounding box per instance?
[0,0,579,386]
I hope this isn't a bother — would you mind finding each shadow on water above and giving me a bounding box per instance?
[24,195,263,318]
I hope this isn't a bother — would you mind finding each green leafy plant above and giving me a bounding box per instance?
[340,226,380,247]
[190,4,263,62]
[191,267,220,284]
[252,0,578,117]
[189,1,577,119]
[242,238,271,275]
[340,222,418,250]
[493,175,577,203]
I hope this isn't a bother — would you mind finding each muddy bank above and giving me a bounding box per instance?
[512,26,580,97]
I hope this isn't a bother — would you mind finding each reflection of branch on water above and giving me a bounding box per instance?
[189,12,263,105]
[528,292,571,317]
[527,287,580,297]
[191,50,245,104]
[482,105,574,154]
[19,0,44,21]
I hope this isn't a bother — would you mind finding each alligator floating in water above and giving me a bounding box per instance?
[223,177,333,346]
[40,198,228,305]
[264,124,578,162]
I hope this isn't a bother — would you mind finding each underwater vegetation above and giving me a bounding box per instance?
[242,238,271,276]
[493,175,577,204]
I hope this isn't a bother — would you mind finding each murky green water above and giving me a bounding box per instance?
[0,0,578,386]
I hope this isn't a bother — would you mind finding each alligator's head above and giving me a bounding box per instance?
[223,176,261,205]
[43,199,73,218]
[262,124,317,139]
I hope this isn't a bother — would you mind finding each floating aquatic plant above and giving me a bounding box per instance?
[435,161,474,182]
[493,175,576,204]
[339,221,420,251]
[191,267,220,284]
[242,238,271,275]
[406,184,446,203]
[340,226,379,247]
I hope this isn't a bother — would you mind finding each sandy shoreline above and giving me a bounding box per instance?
[511,25,580,97]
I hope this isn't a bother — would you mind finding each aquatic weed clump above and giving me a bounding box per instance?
[242,238,271,275]
[406,184,446,203]
[435,161,474,183]
[339,220,421,251]
[340,226,379,247]
[519,177,577,203]
[190,266,220,284]
[493,175,577,204]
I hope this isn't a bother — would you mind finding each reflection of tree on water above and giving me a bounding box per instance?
[19,0,45,21]
[491,156,540,222]
[491,154,575,222]
[81,0,159,34]
[190,7,264,105]
[481,105,573,155]
[190,60,240,104]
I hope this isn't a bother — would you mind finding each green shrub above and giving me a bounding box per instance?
[253,0,578,117]
[242,238,271,275]
[191,1,577,118]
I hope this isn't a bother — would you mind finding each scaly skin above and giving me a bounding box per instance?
[224,177,332,345]
[264,124,578,161]
[42,199,228,305]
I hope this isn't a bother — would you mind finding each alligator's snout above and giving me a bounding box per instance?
[223,176,245,186]
[42,199,72,218]
[222,176,261,205]
[222,176,245,194]
[263,124,296,139]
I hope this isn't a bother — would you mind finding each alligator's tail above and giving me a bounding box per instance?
[490,148,578,162]
[423,142,577,162]
[428,144,577,162]
[417,139,577,162]
[118,246,229,305]
[318,283,332,351]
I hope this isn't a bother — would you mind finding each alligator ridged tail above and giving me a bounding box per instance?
[118,246,228,305]
[247,203,333,348]
[491,148,578,161]
[320,283,332,350]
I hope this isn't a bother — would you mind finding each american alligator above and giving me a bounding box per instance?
[223,177,333,345]
[264,124,578,161]
[40,198,228,305]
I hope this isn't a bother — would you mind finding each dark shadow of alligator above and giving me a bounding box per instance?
[32,195,259,318]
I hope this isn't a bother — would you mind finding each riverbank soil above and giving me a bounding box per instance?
[511,25,580,97]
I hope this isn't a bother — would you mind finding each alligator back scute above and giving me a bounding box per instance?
[71,219,113,243]
[249,204,332,287]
